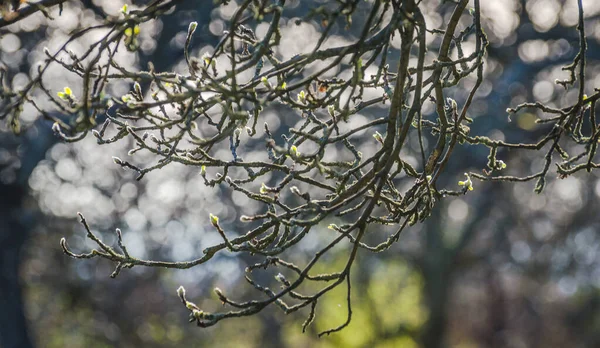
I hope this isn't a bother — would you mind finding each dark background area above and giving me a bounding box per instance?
[1,1,600,347]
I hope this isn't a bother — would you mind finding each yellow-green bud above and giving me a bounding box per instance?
[373,131,384,144]
[188,21,198,34]
[210,213,219,226]
[57,87,73,100]
[297,90,306,104]
[458,173,473,191]
[327,104,335,117]
[177,286,186,299]
[261,76,271,88]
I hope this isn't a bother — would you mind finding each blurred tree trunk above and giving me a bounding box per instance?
[419,212,452,348]
[0,184,33,348]
[0,1,105,345]
[418,184,499,348]
[0,124,55,348]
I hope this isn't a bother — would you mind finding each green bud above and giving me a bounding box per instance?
[373,131,384,144]
[188,21,198,35]
[327,105,335,117]
[210,213,219,226]
[261,76,271,88]
[297,90,306,104]
[177,286,186,300]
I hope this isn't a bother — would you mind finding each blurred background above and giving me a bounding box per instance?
[1,0,600,347]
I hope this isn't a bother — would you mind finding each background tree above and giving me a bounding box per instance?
[2,0,600,347]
